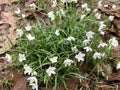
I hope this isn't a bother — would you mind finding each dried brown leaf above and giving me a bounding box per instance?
[0,0,19,5]
[108,70,120,81]
[0,12,17,54]
[98,85,115,90]
[80,80,89,89]
[12,74,29,90]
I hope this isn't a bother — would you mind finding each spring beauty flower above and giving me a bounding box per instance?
[93,52,104,59]
[52,0,57,7]
[98,0,102,7]
[104,5,108,7]
[22,14,26,18]
[67,36,75,41]
[81,3,91,12]
[98,21,106,31]
[98,21,106,35]
[71,46,78,53]
[48,11,55,21]
[83,39,91,46]
[25,24,32,31]
[26,34,35,40]
[46,66,56,76]
[27,77,38,90]
[112,4,116,9]
[16,29,23,36]
[81,3,88,9]
[116,62,120,70]
[24,64,32,75]
[109,37,118,47]
[86,31,95,39]
[95,13,101,19]
[80,14,86,21]
[63,59,74,67]
[49,56,58,63]
[84,47,92,52]
[18,53,26,62]
[93,9,98,12]
[60,9,65,16]
[31,71,37,76]
[56,9,65,16]
[29,3,37,10]
[5,54,12,62]
[14,8,21,14]
[55,29,60,36]
[98,42,107,48]
[75,52,85,62]
[108,16,114,21]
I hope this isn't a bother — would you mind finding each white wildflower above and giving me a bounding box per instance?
[83,39,91,46]
[81,3,88,9]
[98,21,106,31]
[98,0,102,7]
[16,29,23,36]
[116,62,120,70]
[84,47,92,52]
[95,13,101,19]
[93,9,98,12]
[5,54,12,62]
[98,42,107,48]
[56,9,65,16]
[104,5,108,7]
[75,52,85,62]
[71,46,78,53]
[25,24,32,31]
[49,56,58,63]
[80,14,86,21]
[112,4,116,9]
[55,29,60,36]
[86,31,95,39]
[60,9,65,16]
[100,31,105,35]
[26,34,35,40]
[22,14,26,18]
[81,3,91,12]
[109,37,118,47]
[31,71,37,76]
[63,59,74,67]
[14,8,21,14]
[108,15,114,21]
[24,64,32,75]
[67,36,75,41]
[48,11,55,21]
[52,0,57,7]
[29,3,37,9]
[46,66,56,76]
[18,53,26,62]
[27,77,38,90]
[86,8,91,12]
[93,52,104,59]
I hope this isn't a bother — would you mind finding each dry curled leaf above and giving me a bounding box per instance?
[80,80,89,89]
[0,0,19,5]
[98,85,115,90]
[108,70,120,81]
[12,74,29,90]
[0,11,17,54]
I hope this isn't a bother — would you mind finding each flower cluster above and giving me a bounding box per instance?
[10,1,119,90]
[27,77,38,90]
[81,3,91,12]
